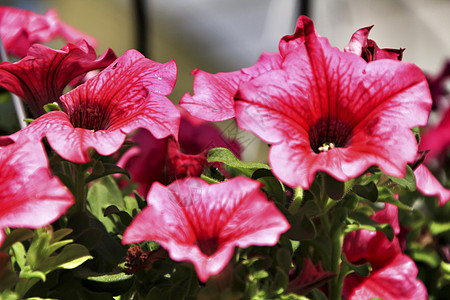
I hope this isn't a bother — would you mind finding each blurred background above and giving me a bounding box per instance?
[0,0,449,161]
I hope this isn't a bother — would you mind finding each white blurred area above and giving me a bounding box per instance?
[1,0,449,161]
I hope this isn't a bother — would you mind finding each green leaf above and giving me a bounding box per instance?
[252,169,286,205]
[387,165,416,191]
[310,288,328,300]
[73,227,103,250]
[249,270,269,281]
[282,203,316,241]
[323,173,345,200]
[441,261,450,275]
[39,244,92,273]
[87,176,125,233]
[412,126,421,144]
[26,229,52,269]
[77,269,134,296]
[341,253,371,277]
[19,268,46,282]
[200,174,220,184]
[43,102,62,112]
[51,228,73,243]
[45,239,74,257]
[11,242,27,269]
[207,147,270,177]
[409,243,440,268]
[352,181,378,202]
[0,228,33,251]
[430,221,450,235]
[1,290,19,300]
[103,205,133,227]
[345,212,394,241]
[377,187,412,211]
[123,195,140,216]
[85,162,130,183]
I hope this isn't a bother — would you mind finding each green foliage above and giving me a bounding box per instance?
[208,147,270,177]
[1,227,92,298]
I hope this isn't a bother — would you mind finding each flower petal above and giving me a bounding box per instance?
[0,138,74,245]
[414,164,450,206]
[343,253,427,300]
[180,52,282,122]
[0,41,116,117]
[235,16,431,188]
[122,177,289,282]
[62,49,180,140]
[0,6,96,57]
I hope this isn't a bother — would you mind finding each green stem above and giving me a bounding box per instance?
[73,163,88,212]
[329,226,344,300]
[288,187,303,214]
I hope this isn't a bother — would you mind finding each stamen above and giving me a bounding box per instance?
[308,116,353,153]
[318,142,335,152]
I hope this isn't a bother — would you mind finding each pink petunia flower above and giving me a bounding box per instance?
[342,204,427,300]
[420,101,450,162]
[181,16,432,189]
[344,25,404,62]
[414,164,450,206]
[180,52,282,121]
[122,177,290,282]
[0,138,74,246]
[0,6,97,57]
[118,109,241,196]
[237,17,431,188]
[0,41,116,117]
[9,49,180,164]
[287,257,335,295]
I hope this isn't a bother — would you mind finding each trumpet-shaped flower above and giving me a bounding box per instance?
[0,138,74,245]
[0,6,96,57]
[236,17,431,188]
[180,52,282,121]
[10,49,179,163]
[0,41,116,117]
[181,16,431,189]
[118,109,241,196]
[122,177,290,282]
[342,204,427,300]
[344,25,404,62]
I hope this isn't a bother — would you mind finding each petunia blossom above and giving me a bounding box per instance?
[414,164,450,206]
[344,25,404,62]
[122,177,290,282]
[118,109,241,196]
[0,41,116,117]
[0,6,97,57]
[342,204,427,300]
[234,16,432,189]
[180,16,431,189]
[180,52,282,121]
[287,258,335,295]
[9,49,180,164]
[419,101,450,162]
[0,138,74,246]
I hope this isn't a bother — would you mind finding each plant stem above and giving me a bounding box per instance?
[73,163,88,212]
[329,226,344,300]
[288,187,303,214]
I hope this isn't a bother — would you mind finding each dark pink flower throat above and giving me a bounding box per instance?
[308,115,353,153]
[197,236,219,257]
[68,102,112,131]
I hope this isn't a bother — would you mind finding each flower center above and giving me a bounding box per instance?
[68,102,111,131]
[308,116,353,154]
[197,236,219,257]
